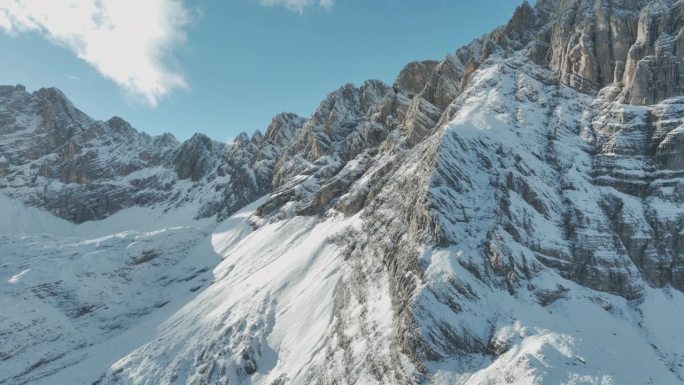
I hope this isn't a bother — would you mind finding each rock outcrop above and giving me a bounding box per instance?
[0,87,306,222]
[2,1,684,384]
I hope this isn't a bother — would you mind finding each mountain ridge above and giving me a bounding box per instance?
[2,0,684,384]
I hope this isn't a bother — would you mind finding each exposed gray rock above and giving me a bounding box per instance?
[395,60,439,96]
[622,0,684,104]
[0,87,305,223]
[2,1,684,384]
[173,133,221,181]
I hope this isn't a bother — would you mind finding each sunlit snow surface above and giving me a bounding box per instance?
[0,195,219,384]
[424,250,684,385]
[0,195,362,385]
[2,191,683,385]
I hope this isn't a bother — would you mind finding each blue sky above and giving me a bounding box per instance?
[0,0,528,142]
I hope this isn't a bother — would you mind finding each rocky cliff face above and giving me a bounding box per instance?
[2,1,684,384]
[0,86,305,222]
[535,0,684,105]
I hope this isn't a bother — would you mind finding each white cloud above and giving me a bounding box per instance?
[260,0,334,13]
[0,0,190,107]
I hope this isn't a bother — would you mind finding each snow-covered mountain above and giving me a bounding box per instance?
[2,0,684,384]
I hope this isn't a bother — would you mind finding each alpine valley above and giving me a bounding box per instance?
[2,1,684,384]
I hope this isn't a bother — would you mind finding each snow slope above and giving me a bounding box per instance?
[2,0,684,384]
[0,196,219,384]
[423,250,684,385]
[99,211,361,385]
[0,195,365,385]
[4,190,684,385]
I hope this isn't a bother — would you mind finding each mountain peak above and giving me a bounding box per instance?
[505,0,536,38]
[0,84,26,96]
[2,2,684,384]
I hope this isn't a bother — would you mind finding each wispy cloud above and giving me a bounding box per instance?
[0,0,190,107]
[260,0,334,13]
